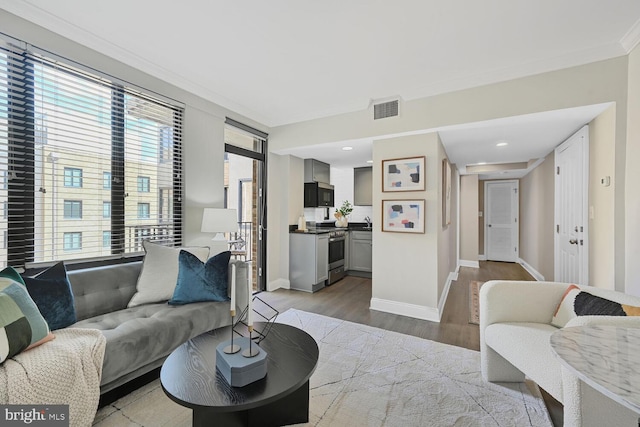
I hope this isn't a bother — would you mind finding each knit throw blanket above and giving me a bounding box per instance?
[0,328,106,427]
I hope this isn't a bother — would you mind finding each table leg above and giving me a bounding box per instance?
[191,380,310,427]
[247,380,310,426]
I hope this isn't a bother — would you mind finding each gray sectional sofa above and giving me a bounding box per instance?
[66,259,250,393]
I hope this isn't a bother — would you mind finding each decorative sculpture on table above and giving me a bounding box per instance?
[223,263,241,355]
[215,263,268,387]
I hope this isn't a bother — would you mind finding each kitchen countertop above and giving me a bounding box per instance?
[290,224,373,234]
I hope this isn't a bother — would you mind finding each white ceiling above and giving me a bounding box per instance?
[2,1,639,175]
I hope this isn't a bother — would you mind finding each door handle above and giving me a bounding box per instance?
[488,224,492,228]
[569,238,578,245]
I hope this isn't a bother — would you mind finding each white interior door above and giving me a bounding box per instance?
[485,180,519,262]
[555,126,589,285]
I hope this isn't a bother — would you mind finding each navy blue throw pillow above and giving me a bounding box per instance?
[169,250,231,305]
[22,262,77,330]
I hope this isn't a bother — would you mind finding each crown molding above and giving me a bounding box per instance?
[405,42,627,104]
[621,17,640,53]
[0,1,275,126]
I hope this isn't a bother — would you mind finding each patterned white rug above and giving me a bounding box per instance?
[94,309,552,427]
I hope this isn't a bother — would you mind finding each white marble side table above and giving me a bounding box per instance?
[550,325,640,415]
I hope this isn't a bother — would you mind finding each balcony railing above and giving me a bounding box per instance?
[127,221,252,261]
[227,221,252,261]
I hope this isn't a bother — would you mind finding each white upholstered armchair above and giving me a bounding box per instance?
[479,280,640,427]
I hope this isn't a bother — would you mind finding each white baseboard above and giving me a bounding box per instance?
[370,298,440,323]
[459,259,480,268]
[517,258,545,281]
[437,271,457,319]
[267,278,290,292]
[478,254,487,261]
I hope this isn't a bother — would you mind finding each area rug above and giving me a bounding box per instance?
[469,280,485,325]
[93,309,552,427]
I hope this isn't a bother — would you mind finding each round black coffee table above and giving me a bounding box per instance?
[160,322,319,427]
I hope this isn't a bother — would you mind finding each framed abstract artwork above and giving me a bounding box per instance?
[382,156,426,192]
[381,199,425,233]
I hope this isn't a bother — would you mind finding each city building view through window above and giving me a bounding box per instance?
[224,125,265,291]
[0,45,183,268]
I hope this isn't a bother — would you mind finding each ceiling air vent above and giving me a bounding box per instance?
[373,99,399,120]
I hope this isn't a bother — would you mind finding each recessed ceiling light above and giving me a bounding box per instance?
[496,141,508,147]
[366,160,373,164]
[342,146,353,151]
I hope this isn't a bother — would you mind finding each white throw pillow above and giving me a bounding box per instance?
[128,241,210,307]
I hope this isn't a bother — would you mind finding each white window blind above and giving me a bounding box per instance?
[0,38,183,268]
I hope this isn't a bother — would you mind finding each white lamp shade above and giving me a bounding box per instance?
[201,208,239,233]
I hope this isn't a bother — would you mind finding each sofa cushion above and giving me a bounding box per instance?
[22,262,77,330]
[484,322,563,402]
[169,251,231,305]
[128,241,210,307]
[72,300,232,387]
[0,277,53,364]
[552,284,640,328]
[68,262,141,321]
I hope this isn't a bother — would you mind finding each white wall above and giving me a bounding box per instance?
[331,167,374,223]
[626,43,640,296]
[459,175,479,263]
[370,133,442,321]
[519,152,555,281]
[437,140,457,309]
[588,106,617,289]
[269,56,630,291]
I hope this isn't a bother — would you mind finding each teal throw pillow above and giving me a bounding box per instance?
[22,262,77,330]
[169,250,231,306]
[0,277,52,364]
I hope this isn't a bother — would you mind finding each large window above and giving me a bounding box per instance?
[0,36,183,267]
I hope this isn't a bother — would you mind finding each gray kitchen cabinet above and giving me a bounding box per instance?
[344,231,351,270]
[289,233,329,292]
[350,231,372,272]
[354,166,373,206]
[304,159,330,184]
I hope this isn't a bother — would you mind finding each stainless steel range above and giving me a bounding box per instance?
[327,229,347,284]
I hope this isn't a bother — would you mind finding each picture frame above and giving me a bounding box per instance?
[442,159,452,227]
[381,199,425,233]
[382,156,426,192]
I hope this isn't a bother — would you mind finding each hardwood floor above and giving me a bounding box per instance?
[260,261,563,426]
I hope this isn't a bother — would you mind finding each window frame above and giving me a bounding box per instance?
[103,201,111,219]
[63,167,83,188]
[137,202,150,219]
[63,232,82,251]
[0,36,184,269]
[63,200,83,219]
[137,176,150,193]
[103,172,112,189]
